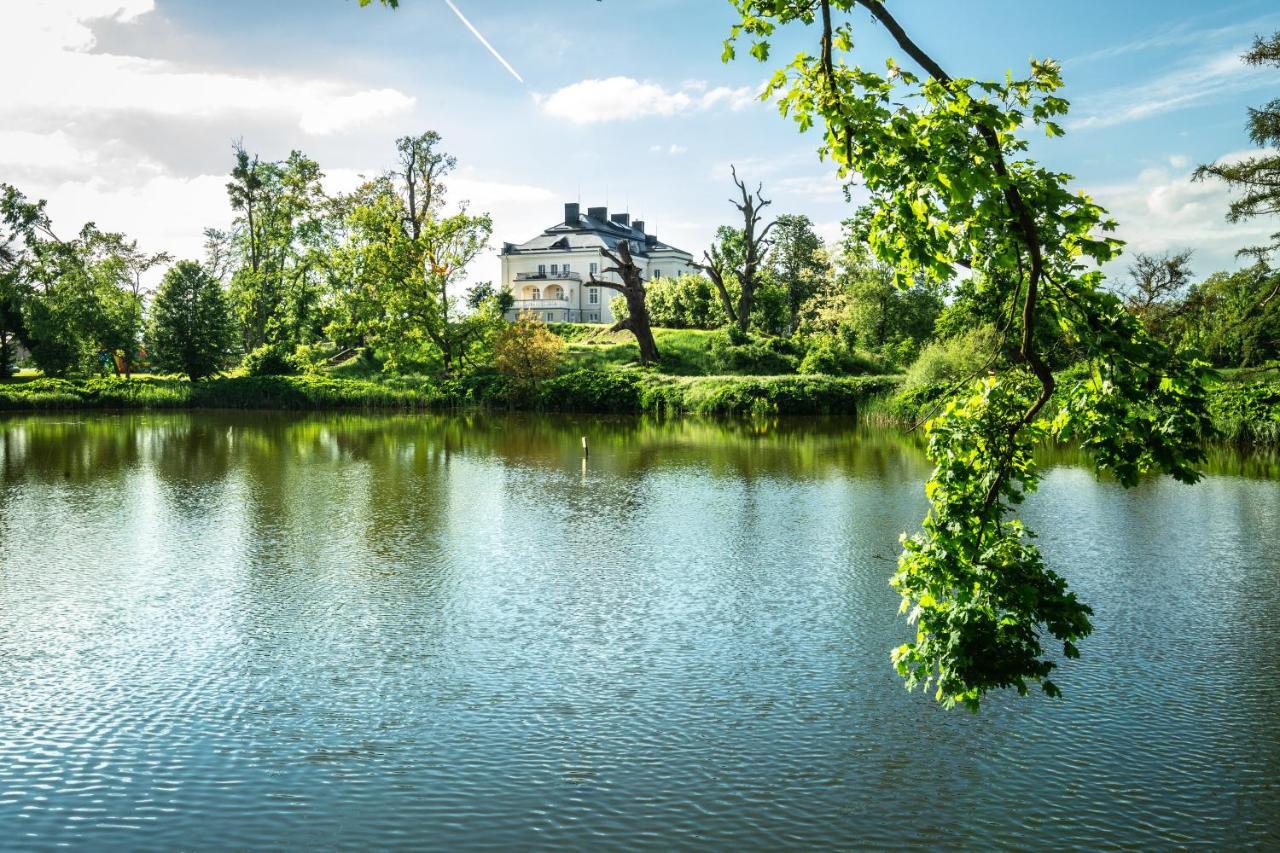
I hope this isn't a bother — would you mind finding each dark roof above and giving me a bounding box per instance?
[501,211,690,258]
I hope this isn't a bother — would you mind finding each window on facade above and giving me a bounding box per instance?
[588,288,598,304]
[531,287,540,300]
[653,269,662,279]
[590,313,599,322]
[563,263,570,273]
[538,264,545,275]
[550,264,558,275]
[590,262,598,275]
[545,312,554,322]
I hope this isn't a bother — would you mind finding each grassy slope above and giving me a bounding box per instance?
[554,324,721,375]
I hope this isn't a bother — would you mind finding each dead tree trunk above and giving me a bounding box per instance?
[696,165,775,336]
[698,247,739,328]
[589,240,660,365]
[729,165,775,336]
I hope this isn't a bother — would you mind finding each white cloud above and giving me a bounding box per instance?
[0,1,415,139]
[698,85,757,111]
[773,173,855,205]
[1066,12,1280,65]
[537,76,758,124]
[446,172,559,287]
[0,130,97,171]
[1070,49,1269,131]
[0,0,420,281]
[1088,151,1278,274]
[42,172,231,262]
[299,90,416,136]
[649,144,687,155]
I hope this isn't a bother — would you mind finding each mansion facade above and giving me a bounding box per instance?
[499,203,697,324]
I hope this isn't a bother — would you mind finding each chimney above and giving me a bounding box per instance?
[645,234,658,246]
[610,213,630,227]
[564,202,580,226]
[587,206,608,221]
[632,220,645,234]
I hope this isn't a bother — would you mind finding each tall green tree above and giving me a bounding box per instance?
[698,167,777,335]
[1195,32,1280,265]
[0,184,51,377]
[1174,264,1280,366]
[222,143,331,353]
[148,260,237,380]
[1,191,157,378]
[332,134,493,373]
[769,214,827,334]
[1120,250,1194,347]
[808,218,942,365]
[643,273,730,329]
[727,0,1211,709]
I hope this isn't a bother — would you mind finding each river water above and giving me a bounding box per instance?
[0,412,1276,849]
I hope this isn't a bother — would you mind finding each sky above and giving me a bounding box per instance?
[2,0,1279,290]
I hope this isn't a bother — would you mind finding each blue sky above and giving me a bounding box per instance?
[2,0,1278,287]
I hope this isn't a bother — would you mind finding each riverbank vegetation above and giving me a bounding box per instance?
[2,108,1276,444]
[0,0,1277,711]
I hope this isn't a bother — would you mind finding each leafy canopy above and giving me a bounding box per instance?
[148,260,237,380]
[727,0,1212,709]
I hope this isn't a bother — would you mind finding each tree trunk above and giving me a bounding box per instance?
[592,241,660,365]
[700,259,739,328]
[736,284,753,335]
[614,298,660,364]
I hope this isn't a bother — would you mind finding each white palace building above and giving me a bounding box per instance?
[499,203,697,324]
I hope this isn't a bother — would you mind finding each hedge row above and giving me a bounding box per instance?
[0,370,898,418]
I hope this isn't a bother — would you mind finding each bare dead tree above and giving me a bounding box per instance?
[1124,250,1194,314]
[589,239,660,365]
[698,165,776,335]
[700,239,738,330]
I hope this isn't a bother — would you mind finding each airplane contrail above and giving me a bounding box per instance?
[442,0,525,85]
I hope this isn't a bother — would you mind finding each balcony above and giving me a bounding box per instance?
[515,271,582,282]
[511,298,571,309]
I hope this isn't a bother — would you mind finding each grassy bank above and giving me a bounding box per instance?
[0,371,898,418]
[0,375,447,412]
[1207,379,1280,445]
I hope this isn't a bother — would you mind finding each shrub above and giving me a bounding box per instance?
[242,341,298,377]
[495,313,565,396]
[663,375,898,416]
[1208,379,1280,445]
[903,324,999,390]
[539,368,643,412]
[291,343,332,375]
[707,331,799,375]
[798,333,888,375]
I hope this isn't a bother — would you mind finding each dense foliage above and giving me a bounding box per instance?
[147,261,237,380]
[727,0,1213,708]
[494,312,566,396]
